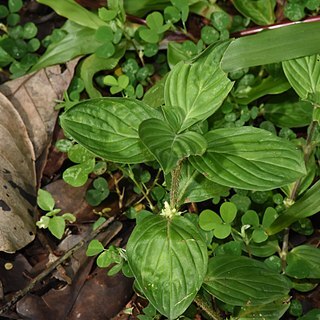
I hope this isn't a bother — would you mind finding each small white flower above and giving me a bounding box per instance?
[160,201,181,219]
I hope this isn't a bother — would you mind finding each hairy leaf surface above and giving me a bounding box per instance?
[283,54,320,103]
[189,127,306,190]
[203,255,291,306]
[126,214,208,319]
[164,41,233,132]
[60,98,162,163]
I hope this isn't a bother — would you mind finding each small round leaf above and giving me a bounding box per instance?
[199,209,222,231]
[220,202,237,223]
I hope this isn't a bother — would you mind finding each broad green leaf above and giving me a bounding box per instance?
[60,98,162,163]
[139,118,207,173]
[167,41,189,69]
[233,0,276,25]
[203,255,291,306]
[48,216,65,239]
[31,21,101,72]
[126,214,208,319]
[267,180,320,234]
[37,0,106,29]
[86,239,104,256]
[164,41,233,132]
[235,75,291,105]
[221,21,320,72]
[143,75,166,108]
[283,54,320,103]
[264,92,313,128]
[245,240,280,258]
[286,245,320,279]
[234,296,290,320]
[190,127,306,191]
[80,46,126,98]
[174,162,229,205]
[37,189,55,211]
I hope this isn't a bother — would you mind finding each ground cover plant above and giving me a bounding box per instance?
[1,0,320,319]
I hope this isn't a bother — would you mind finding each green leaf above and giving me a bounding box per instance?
[146,11,164,30]
[60,98,162,164]
[36,216,50,229]
[262,207,278,228]
[37,0,107,29]
[297,309,320,320]
[8,0,23,13]
[0,47,14,67]
[220,202,237,223]
[139,118,207,173]
[22,22,38,39]
[267,180,320,234]
[143,75,166,108]
[31,21,102,72]
[235,296,290,320]
[62,159,95,187]
[80,46,126,98]
[139,27,160,44]
[235,75,291,105]
[165,41,233,132]
[95,26,114,42]
[174,162,229,205]
[189,127,306,190]
[86,239,105,256]
[283,54,320,103]
[214,224,231,239]
[242,210,260,227]
[96,250,113,268]
[203,255,291,306]
[37,189,55,211]
[68,144,94,163]
[233,0,276,25]
[48,216,66,239]
[252,228,268,243]
[286,245,320,279]
[61,213,76,223]
[126,214,208,319]
[221,21,320,72]
[103,75,118,86]
[98,8,117,21]
[199,209,222,231]
[264,92,313,128]
[95,42,115,59]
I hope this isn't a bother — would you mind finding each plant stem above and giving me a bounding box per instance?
[194,295,222,320]
[125,165,156,212]
[281,119,318,270]
[170,159,183,209]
